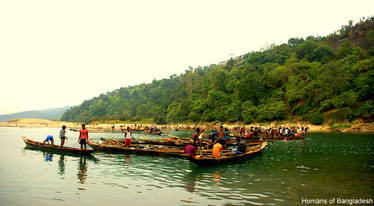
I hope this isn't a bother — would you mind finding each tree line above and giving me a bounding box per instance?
[61,17,374,125]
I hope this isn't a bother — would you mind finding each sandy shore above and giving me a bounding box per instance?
[1,118,373,133]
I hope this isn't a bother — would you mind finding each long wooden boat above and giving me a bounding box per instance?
[143,130,163,135]
[230,135,306,142]
[259,135,306,141]
[88,140,189,157]
[101,137,187,147]
[188,142,268,166]
[22,136,94,155]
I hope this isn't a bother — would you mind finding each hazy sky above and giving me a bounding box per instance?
[0,0,373,114]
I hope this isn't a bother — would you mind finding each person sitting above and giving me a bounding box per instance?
[43,135,54,145]
[237,140,246,153]
[212,139,226,159]
[184,144,197,157]
[217,126,225,139]
[210,130,217,143]
[224,128,230,141]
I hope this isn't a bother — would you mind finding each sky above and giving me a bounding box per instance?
[0,0,373,115]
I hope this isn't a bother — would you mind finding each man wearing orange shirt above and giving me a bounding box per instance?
[79,124,88,149]
[212,139,225,159]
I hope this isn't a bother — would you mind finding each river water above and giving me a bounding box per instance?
[0,127,373,206]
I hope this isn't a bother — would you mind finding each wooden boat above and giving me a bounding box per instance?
[143,130,163,135]
[188,142,268,166]
[88,140,189,157]
[101,137,186,147]
[259,135,306,141]
[22,136,94,155]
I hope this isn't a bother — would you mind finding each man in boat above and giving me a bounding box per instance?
[192,127,201,146]
[184,144,196,157]
[43,135,54,145]
[305,126,309,133]
[253,128,259,139]
[60,125,68,148]
[124,127,132,147]
[224,128,230,141]
[217,126,225,139]
[212,139,226,159]
[125,127,131,147]
[232,139,246,154]
[79,124,88,149]
[237,140,246,153]
[210,130,217,144]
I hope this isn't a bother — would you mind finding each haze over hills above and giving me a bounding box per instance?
[62,17,374,125]
[0,106,71,122]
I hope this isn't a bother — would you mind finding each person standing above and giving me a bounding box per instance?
[60,125,68,148]
[124,127,131,147]
[192,127,201,146]
[79,124,88,149]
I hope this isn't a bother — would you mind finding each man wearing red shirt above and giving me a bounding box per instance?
[79,124,88,149]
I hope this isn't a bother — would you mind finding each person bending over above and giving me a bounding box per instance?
[43,135,54,145]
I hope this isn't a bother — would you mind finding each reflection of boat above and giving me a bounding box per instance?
[188,142,268,166]
[22,136,94,155]
[88,140,189,157]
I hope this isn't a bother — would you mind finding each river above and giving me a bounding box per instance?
[0,127,373,206]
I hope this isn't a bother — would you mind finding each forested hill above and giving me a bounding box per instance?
[0,106,70,122]
[61,17,374,125]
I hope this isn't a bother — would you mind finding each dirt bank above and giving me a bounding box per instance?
[1,118,373,134]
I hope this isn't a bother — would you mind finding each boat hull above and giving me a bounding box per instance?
[22,137,94,155]
[88,140,189,157]
[189,142,268,166]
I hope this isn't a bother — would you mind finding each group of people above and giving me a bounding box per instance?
[185,126,246,159]
[233,126,309,140]
[185,125,310,159]
[144,125,161,133]
[43,124,89,149]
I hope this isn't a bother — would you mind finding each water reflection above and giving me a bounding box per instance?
[43,152,53,162]
[58,155,65,175]
[77,156,88,184]
[124,154,131,167]
[213,170,222,186]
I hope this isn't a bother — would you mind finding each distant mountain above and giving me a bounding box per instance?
[0,106,71,122]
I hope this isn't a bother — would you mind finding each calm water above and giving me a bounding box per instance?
[0,127,373,206]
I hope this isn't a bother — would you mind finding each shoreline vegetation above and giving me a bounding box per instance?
[60,18,374,127]
[1,118,373,134]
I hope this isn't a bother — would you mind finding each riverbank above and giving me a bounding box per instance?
[1,118,373,133]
